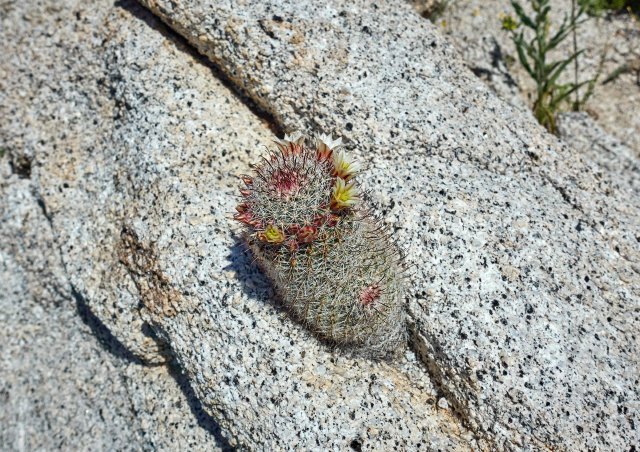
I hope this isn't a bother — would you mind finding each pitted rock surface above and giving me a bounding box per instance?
[0,161,225,450]
[1,0,638,449]
[1,0,474,449]
[136,0,639,449]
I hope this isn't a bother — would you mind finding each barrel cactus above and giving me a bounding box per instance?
[234,132,406,358]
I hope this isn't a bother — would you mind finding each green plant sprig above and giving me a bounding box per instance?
[503,0,599,134]
[579,0,640,16]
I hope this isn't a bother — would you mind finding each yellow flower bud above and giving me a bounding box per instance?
[332,150,360,180]
[259,224,285,244]
[331,177,358,210]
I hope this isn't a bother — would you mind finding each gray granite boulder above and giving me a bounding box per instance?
[135,0,640,449]
[0,161,225,450]
[2,0,473,449]
[557,112,640,195]
[1,0,638,449]
[1,0,166,364]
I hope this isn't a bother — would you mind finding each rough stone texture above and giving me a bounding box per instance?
[558,112,640,195]
[2,0,639,450]
[1,0,473,449]
[0,161,224,450]
[0,0,165,364]
[435,0,640,154]
[137,0,640,449]
[114,136,471,449]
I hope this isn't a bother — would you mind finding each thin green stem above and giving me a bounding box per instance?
[571,0,580,110]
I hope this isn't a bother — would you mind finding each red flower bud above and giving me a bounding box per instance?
[360,284,382,309]
[316,148,333,162]
[233,212,253,225]
[325,214,340,227]
[248,218,263,228]
[313,214,340,227]
[289,143,303,155]
[286,224,301,235]
[297,225,318,243]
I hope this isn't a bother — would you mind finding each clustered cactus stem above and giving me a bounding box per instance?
[234,132,406,357]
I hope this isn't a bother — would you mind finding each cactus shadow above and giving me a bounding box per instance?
[166,359,235,451]
[225,234,282,311]
[225,235,350,356]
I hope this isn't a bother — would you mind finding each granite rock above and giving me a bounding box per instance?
[557,112,640,195]
[136,0,640,449]
[0,161,224,450]
[96,4,474,448]
[0,0,165,363]
[1,0,638,449]
[1,0,474,449]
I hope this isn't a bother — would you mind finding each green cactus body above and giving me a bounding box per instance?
[235,132,405,357]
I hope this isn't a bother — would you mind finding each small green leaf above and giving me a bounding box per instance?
[512,1,536,28]
[548,17,571,50]
[602,64,631,85]
[550,81,590,109]
[514,33,535,78]
[547,51,584,89]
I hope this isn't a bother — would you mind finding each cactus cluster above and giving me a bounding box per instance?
[234,132,406,357]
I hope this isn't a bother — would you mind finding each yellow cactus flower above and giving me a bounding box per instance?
[332,150,360,180]
[331,177,358,210]
[259,224,285,244]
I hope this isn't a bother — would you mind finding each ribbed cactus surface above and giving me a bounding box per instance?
[234,132,405,357]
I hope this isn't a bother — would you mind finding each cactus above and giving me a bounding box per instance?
[234,132,406,358]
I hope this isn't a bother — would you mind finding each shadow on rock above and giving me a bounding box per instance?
[75,285,236,449]
[73,286,143,364]
[167,359,236,451]
[224,234,279,309]
[114,0,283,136]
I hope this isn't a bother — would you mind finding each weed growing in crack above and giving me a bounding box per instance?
[502,0,607,134]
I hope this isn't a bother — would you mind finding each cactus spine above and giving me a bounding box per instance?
[234,132,405,357]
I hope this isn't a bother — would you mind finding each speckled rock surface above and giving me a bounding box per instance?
[1,0,474,449]
[137,0,639,449]
[2,0,639,449]
[0,0,165,363]
[435,0,640,154]
[557,112,640,194]
[93,5,472,448]
[112,104,472,448]
[0,161,224,450]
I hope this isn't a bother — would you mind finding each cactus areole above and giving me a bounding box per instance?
[234,132,406,357]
